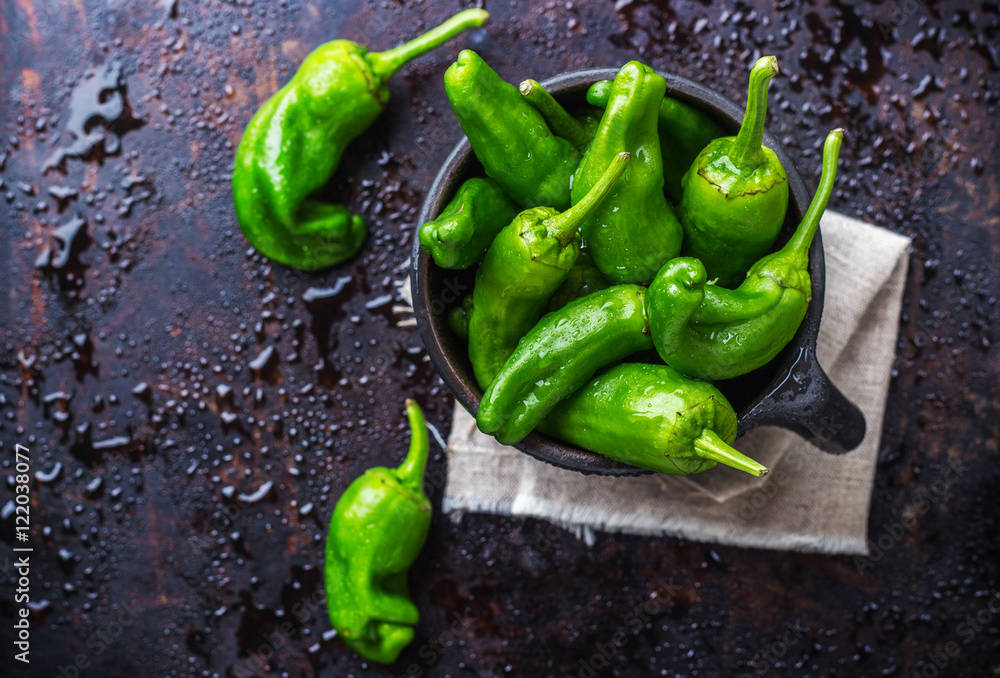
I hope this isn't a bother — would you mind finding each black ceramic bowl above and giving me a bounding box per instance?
[411,68,866,476]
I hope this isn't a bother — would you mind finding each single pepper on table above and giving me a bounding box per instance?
[444,49,580,210]
[540,363,769,476]
[646,128,844,381]
[572,60,683,284]
[467,152,631,390]
[325,399,431,664]
[676,55,789,288]
[233,9,488,270]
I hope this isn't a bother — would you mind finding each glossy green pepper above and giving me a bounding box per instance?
[325,399,431,664]
[445,50,580,209]
[646,128,843,381]
[572,105,605,140]
[419,177,518,270]
[477,285,652,445]
[448,295,474,339]
[572,61,682,285]
[586,79,726,203]
[547,249,610,311]
[468,152,630,389]
[676,56,788,288]
[519,79,592,151]
[233,9,488,270]
[540,363,768,476]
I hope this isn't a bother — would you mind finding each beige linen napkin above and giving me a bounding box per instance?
[439,212,911,555]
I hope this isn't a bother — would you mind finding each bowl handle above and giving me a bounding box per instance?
[739,346,866,454]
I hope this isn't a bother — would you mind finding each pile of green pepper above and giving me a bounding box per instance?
[422,53,847,479]
[235,17,855,666]
[236,12,852,667]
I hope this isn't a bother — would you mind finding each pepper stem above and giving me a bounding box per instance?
[781,128,844,258]
[729,56,779,171]
[370,9,489,81]
[543,152,630,244]
[693,429,769,477]
[396,399,429,491]
[519,79,590,150]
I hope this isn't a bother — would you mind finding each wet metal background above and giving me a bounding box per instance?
[0,1,998,676]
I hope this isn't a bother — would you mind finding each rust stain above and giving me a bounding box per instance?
[14,0,40,50]
[22,69,48,338]
[20,67,40,100]
[281,39,303,58]
[17,69,41,153]
[255,47,280,106]
[82,164,100,193]
[69,0,90,50]
[26,281,48,380]
[143,497,166,606]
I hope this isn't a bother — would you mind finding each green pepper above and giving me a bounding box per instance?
[572,61,682,285]
[477,284,652,445]
[325,399,431,664]
[445,50,580,210]
[646,128,843,381]
[586,79,726,204]
[519,79,592,151]
[419,177,518,270]
[233,9,488,270]
[676,56,788,288]
[572,105,605,140]
[540,363,768,476]
[468,152,630,389]
[448,295,474,339]
[547,249,610,311]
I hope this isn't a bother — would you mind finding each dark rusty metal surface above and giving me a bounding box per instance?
[0,1,998,676]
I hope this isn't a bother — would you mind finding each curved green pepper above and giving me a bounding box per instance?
[468,152,630,389]
[547,249,610,311]
[233,9,488,270]
[676,56,788,288]
[646,128,843,381]
[540,363,768,476]
[572,61,682,284]
[586,79,726,203]
[477,284,652,445]
[445,50,580,210]
[419,177,518,270]
[325,399,431,664]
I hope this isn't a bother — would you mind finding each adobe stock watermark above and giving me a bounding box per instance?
[55,603,140,678]
[738,621,809,677]
[912,590,1000,678]
[393,609,477,678]
[988,249,1000,277]
[533,520,571,554]
[228,584,329,678]
[566,578,681,678]
[900,281,964,361]
[876,0,927,39]
[854,458,964,574]
[726,452,808,528]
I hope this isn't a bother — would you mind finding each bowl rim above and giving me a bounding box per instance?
[411,66,821,476]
